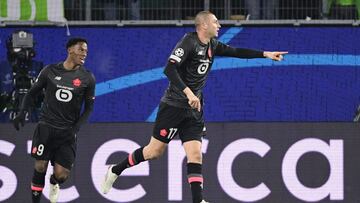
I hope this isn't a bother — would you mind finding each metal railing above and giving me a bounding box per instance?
[64,0,359,21]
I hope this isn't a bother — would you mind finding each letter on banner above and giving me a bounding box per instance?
[282,138,343,201]
[0,0,66,22]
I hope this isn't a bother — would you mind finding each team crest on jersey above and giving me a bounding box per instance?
[72,78,81,87]
[160,129,168,137]
[174,48,184,57]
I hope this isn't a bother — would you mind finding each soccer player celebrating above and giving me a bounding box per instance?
[13,38,95,203]
[101,11,287,203]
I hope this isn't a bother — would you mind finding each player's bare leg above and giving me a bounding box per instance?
[101,136,167,194]
[31,160,49,203]
[49,163,70,203]
[183,140,208,203]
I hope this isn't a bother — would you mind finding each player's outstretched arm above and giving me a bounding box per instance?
[263,51,289,61]
[214,40,288,61]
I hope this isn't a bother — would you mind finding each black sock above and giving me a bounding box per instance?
[31,189,42,203]
[112,147,145,175]
[187,163,203,203]
[31,170,46,203]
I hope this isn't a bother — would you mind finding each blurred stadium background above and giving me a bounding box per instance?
[1,0,360,202]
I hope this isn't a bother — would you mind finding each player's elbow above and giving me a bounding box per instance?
[163,66,171,77]
[163,61,177,76]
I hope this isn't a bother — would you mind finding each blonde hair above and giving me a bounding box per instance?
[195,11,214,27]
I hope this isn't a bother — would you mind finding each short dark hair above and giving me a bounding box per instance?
[195,10,214,26]
[66,37,87,49]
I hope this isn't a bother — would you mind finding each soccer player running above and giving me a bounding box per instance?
[101,11,287,203]
[13,38,95,203]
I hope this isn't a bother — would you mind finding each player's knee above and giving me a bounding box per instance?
[57,176,67,184]
[34,163,48,173]
[53,169,70,184]
[54,173,68,184]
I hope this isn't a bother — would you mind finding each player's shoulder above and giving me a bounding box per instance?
[78,65,92,74]
[79,66,96,81]
[210,37,219,43]
[182,32,197,42]
[43,62,62,71]
[210,37,219,46]
[44,63,59,69]
[183,32,197,39]
[180,32,198,44]
[39,63,59,74]
[209,37,221,51]
[175,32,199,54]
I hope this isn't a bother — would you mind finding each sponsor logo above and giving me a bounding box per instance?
[56,85,74,90]
[54,76,62,81]
[197,63,209,74]
[55,89,73,102]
